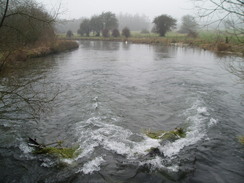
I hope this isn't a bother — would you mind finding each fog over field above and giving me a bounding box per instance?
[37,0,195,20]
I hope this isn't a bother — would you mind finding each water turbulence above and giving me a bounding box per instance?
[69,96,220,180]
[0,41,243,183]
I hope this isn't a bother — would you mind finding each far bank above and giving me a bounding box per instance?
[61,33,244,57]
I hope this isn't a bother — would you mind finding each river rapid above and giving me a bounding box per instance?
[0,41,243,183]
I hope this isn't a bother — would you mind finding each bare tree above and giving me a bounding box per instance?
[218,56,244,82]
[0,0,62,121]
[193,0,244,42]
[179,15,199,37]
[0,0,60,70]
[0,77,61,121]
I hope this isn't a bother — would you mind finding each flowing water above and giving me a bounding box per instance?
[0,41,243,183]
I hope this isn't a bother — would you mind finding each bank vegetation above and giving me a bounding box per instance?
[61,31,244,56]
[60,9,243,56]
[0,0,78,71]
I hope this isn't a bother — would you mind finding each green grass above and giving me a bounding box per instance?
[238,136,244,144]
[198,31,244,44]
[131,31,158,38]
[56,31,244,44]
[34,146,79,159]
[145,128,186,140]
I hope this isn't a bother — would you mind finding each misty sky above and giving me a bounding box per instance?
[37,0,196,20]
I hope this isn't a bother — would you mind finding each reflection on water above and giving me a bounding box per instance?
[80,40,121,51]
[0,41,243,183]
[218,55,244,81]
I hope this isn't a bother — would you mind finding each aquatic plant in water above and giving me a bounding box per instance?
[28,138,79,159]
[144,128,186,156]
[145,128,186,141]
[238,136,244,144]
[33,146,79,159]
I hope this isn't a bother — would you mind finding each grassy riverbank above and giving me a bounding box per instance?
[5,40,79,62]
[61,31,244,56]
[0,40,79,72]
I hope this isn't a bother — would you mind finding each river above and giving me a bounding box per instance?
[0,41,243,183]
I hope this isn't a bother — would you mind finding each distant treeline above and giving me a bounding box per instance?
[55,13,152,34]
[58,12,201,39]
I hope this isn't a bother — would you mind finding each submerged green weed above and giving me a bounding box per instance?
[34,146,79,159]
[238,136,244,144]
[145,128,186,140]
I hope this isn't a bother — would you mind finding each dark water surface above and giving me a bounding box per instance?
[0,41,243,183]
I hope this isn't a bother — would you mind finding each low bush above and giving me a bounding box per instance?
[216,42,231,51]
[102,29,110,37]
[112,29,120,37]
[122,27,131,38]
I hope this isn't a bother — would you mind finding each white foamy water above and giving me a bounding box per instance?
[77,156,105,174]
[19,142,33,154]
[139,156,179,172]
[75,116,161,159]
[16,97,219,174]
[139,156,166,170]
[92,96,99,110]
[73,97,219,173]
[160,99,217,158]
[41,158,56,168]
[208,118,218,127]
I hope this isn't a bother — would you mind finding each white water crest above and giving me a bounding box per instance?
[139,156,166,170]
[19,141,33,154]
[73,97,219,173]
[40,158,56,168]
[139,156,179,172]
[160,99,217,158]
[92,96,99,110]
[75,116,161,159]
[208,118,218,127]
[77,156,105,174]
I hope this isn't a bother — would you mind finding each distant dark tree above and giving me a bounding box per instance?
[78,18,90,36]
[112,28,120,37]
[90,15,103,36]
[100,12,118,31]
[122,27,131,38]
[66,30,73,38]
[153,14,177,37]
[102,29,109,37]
[179,15,198,37]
